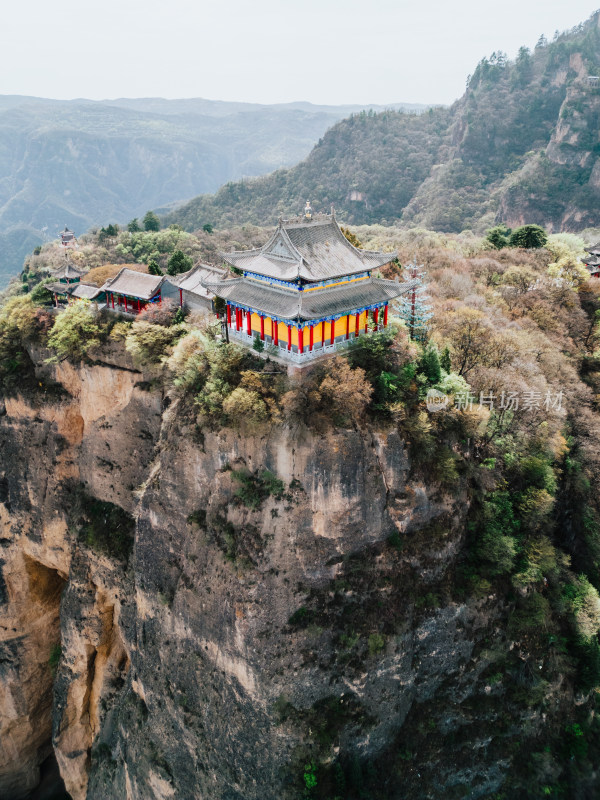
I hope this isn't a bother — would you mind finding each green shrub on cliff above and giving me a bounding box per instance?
[282,356,372,427]
[48,644,61,676]
[222,387,268,426]
[0,295,39,385]
[168,329,271,424]
[231,468,285,509]
[564,576,600,642]
[72,488,135,561]
[46,300,103,361]
[125,320,181,365]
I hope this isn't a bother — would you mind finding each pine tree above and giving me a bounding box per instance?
[143,211,160,232]
[253,334,264,352]
[509,225,547,249]
[420,343,441,383]
[486,225,510,249]
[166,250,193,276]
[397,259,433,342]
[147,259,162,276]
[440,346,452,373]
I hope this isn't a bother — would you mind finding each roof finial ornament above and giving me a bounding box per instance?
[331,204,335,218]
[304,200,312,220]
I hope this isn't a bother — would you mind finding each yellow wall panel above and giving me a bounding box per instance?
[250,312,261,333]
[335,315,352,338]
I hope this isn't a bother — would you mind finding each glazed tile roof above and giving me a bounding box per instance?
[202,276,416,321]
[221,213,396,282]
[69,283,106,300]
[44,282,71,295]
[165,264,227,298]
[50,263,86,280]
[101,268,165,300]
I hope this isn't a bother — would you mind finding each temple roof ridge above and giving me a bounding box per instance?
[280,211,333,226]
[220,211,396,283]
[262,222,305,264]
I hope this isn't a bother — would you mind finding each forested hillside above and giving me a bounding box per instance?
[167,12,600,235]
[167,108,452,229]
[0,97,422,288]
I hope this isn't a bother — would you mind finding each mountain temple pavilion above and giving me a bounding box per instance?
[202,210,415,363]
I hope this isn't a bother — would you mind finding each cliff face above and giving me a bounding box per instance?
[0,349,161,798]
[0,350,559,799]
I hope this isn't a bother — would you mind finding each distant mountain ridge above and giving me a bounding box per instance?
[166,12,600,236]
[0,95,426,288]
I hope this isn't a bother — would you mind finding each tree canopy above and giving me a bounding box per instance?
[143,211,161,232]
[166,250,194,276]
[509,224,548,249]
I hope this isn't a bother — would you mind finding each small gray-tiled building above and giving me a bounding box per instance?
[162,264,227,313]
[43,281,106,307]
[102,268,165,313]
[69,283,107,305]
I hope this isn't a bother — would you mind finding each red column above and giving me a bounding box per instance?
[384,304,388,327]
[331,319,336,345]
[298,327,304,355]
[260,316,265,341]
[345,315,350,341]
[179,288,183,308]
[309,325,314,352]
[236,308,241,331]
[321,320,325,346]
[374,308,379,329]
[125,296,128,312]
[227,304,232,326]
[355,313,360,337]
[247,310,252,336]
[287,325,292,351]
[273,320,278,346]
[364,312,368,334]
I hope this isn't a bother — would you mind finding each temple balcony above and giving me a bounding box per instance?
[225,324,386,364]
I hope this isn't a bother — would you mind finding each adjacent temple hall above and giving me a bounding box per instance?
[203,207,414,362]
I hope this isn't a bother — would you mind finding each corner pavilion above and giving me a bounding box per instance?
[203,210,415,362]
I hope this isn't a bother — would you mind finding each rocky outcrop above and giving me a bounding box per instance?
[0,351,535,799]
[0,349,160,799]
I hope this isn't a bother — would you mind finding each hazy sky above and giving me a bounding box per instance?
[2,0,599,106]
